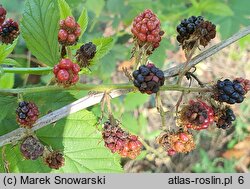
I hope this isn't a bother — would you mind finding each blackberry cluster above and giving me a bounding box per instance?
[20,136,44,160]
[132,63,165,94]
[102,121,142,159]
[53,58,80,87]
[0,5,6,25]
[58,16,81,46]
[76,42,97,67]
[156,130,195,156]
[0,18,20,44]
[131,9,164,50]
[214,79,246,104]
[44,151,65,170]
[16,101,39,128]
[179,100,214,130]
[176,16,216,48]
[216,108,236,129]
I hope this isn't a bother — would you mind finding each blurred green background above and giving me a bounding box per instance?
[1,0,250,173]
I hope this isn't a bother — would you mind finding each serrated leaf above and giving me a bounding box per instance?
[90,37,114,66]
[0,110,123,173]
[85,0,104,17]
[77,8,88,38]
[58,0,72,19]
[1,58,20,66]
[21,0,60,66]
[0,73,14,89]
[0,95,17,124]
[0,39,18,64]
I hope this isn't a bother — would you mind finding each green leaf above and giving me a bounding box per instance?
[21,0,60,66]
[0,39,18,64]
[0,110,123,173]
[1,58,20,66]
[90,37,114,66]
[0,95,17,123]
[77,8,88,38]
[124,93,149,111]
[58,0,72,19]
[199,1,234,16]
[0,73,14,89]
[85,0,104,17]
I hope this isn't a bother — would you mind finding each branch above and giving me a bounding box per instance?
[163,25,250,77]
[0,25,249,148]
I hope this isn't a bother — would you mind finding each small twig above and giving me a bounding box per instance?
[185,72,204,87]
[1,146,10,173]
[8,54,46,67]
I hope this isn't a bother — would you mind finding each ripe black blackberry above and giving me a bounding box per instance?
[216,108,236,129]
[214,79,246,104]
[16,101,39,128]
[76,42,96,67]
[0,5,7,25]
[132,63,165,94]
[176,16,216,49]
[0,19,20,44]
[20,136,44,160]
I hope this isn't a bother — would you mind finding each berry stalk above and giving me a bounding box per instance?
[0,83,211,94]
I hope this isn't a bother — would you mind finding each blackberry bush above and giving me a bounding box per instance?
[16,101,39,128]
[132,63,165,94]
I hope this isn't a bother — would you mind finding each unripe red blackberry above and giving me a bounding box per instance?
[53,58,80,87]
[178,100,214,130]
[0,5,7,25]
[20,136,44,160]
[132,63,165,94]
[44,151,65,169]
[58,16,81,46]
[156,130,195,155]
[131,9,164,52]
[214,106,236,130]
[102,121,143,159]
[0,19,20,44]
[16,101,39,128]
[213,79,247,104]
[76,42,97,67]
[176,16,216,49]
